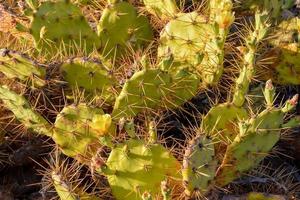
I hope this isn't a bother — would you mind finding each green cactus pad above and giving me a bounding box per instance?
[266,18,300,85]
[112,69,171,119]
[0,49,46,87]
[164,68,199,109]
[182,135,217,196]
[52,171,79,200]
[198,38,224,85]
[52,171,100,200]
[97,2,153,59]
[0,85,51,136]
[29,1,100,57]
[201,103,248,141]
[158,12,212,71]
[215,109,285,186]
[142,0,178,19]
[60,58,116,101]
[101,139,181,200]
[202,0,234,85]
[53,104,115,163]
[112,68,199,119]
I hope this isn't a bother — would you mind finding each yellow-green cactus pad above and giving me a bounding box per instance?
[215,109,285,186]
[0,49,46,87]
[60,58,116,101]
[30,0,100,57]
[266,18,300,85]
[0,85,51,136]
[112,68,199,119]
[164,68,199,109]
[201,103,248,142]
[112,69,171,119]
[203,0,234,84]
[53,104,115,162]
[182,135,217,197]
[97,2,153,59]
[52,171,79,200]
[142,0,178,19]
[101,139,181,200]
[158,12,212,71]
[52,171,100,200]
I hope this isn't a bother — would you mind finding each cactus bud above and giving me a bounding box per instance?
[282,94,299,113]
[263,79,275,107]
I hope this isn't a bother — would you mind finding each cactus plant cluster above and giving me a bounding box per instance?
[0,0,300,199]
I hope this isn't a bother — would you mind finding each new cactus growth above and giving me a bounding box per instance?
[201,12,269,141]
[97,1,153,59]
[200,0,234,85]
[232,11,269,107]
[26,0,100,57]
[0,49,46,87]
[60,58,116,101]
[53,104,115,163]
[182,135,217,197]
[0,85,51,136]
[215,86,299,186]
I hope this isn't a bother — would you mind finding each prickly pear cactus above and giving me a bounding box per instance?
[0,85,51,136]
[142,0,178,19]
[232,11,270,107]
[51,171,79,200]
[182,135,217,197]
[53,104,115,163]
[99,138,181,200]
[166,68,199,108]
[112,69,171,119]
[112,68,198,119]
[158,12,212,72]
[215,91,299,186]
[201,103,248,142]
[0,49,46,87]
[52,171,100,200]
[264,17,300,85]
[200,0,234,85]
[60,58,116,101]
[28,0,100,57]
[97,1,153,59]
